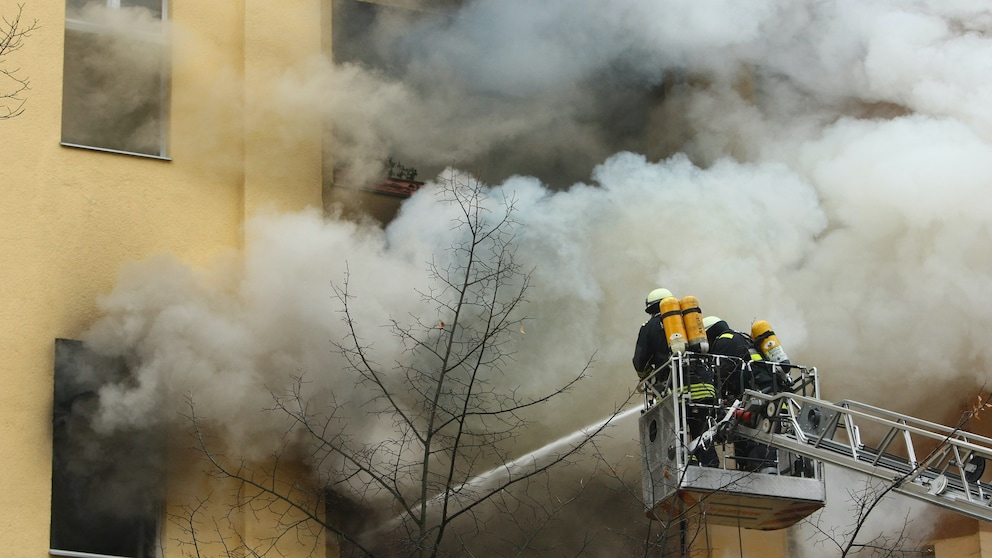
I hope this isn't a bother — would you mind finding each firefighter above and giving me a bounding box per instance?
[703,316,778,474]
[634,288,718,467]
[704,316,786,396]
[703,316,762,399]
[632,288,674,383]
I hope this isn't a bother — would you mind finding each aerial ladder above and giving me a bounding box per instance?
[638,353,992,530]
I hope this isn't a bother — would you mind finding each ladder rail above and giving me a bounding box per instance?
[836,398,992,445]
[738,389,992,521]
[739,421,992,523]
[637,353,992,526]
[752,390,992,458]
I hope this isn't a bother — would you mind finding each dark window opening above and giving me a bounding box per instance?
[51,338,163,558]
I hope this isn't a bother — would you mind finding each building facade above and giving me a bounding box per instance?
[1,1,988,557]
[1,1,327,556]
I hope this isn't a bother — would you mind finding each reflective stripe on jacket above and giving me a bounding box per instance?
[719,332,762,362]
[679,382,717,401]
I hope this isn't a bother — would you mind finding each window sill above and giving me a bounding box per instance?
[51,550,138,558]
[60,142,172,161]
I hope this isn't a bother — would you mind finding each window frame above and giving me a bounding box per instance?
[61,0,172,160]
[50,338,164,558]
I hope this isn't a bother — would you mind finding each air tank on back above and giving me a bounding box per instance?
[660,296,687,354]
[751,320,790,364]
[680,295,709,353]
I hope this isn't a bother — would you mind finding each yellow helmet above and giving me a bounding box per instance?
[702,316,723,330]
[644,288,673,311]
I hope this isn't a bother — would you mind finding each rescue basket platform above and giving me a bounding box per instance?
[639,385,826,529]
[638,353,992,529]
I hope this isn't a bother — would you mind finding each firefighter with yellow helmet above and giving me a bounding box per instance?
[632,288,675,380]
[703,316,763,398]
[704,316,778,474]
[633,288,718,467]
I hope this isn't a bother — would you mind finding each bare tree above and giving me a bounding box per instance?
[177,171,624,557]
[1,4,38,119]
[801,474,923,558]
[801,391,992,557]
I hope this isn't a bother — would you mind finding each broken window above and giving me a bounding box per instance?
[61,0,170,158]
[50,338,163,558]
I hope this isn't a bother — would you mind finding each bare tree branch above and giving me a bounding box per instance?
[181,171,607,557]
[802,390,992,557]
[0,4,38,119]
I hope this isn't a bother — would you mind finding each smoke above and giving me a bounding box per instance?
[792,465,934,557]
[85,209,434,456]
[75,0,992,553]
[61,4,168,154]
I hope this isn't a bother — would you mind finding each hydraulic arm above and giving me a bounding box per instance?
[639,354,992,528]
[732,388,992,523]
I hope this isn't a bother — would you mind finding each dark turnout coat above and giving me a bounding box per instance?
[706,318,778,471]
[705,319,761,398]
[632,314,669,378]
[633,314,715,400]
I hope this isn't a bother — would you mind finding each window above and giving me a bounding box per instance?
[51,338,163,558]
[61,1,170,158]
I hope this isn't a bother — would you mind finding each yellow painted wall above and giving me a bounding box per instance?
[0,0,325,556]
[934,533,981,558]
[709,525,788,557]
[932,522,992,558]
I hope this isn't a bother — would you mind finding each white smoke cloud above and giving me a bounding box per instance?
[79,0,992,551]
[86,210,434,456]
